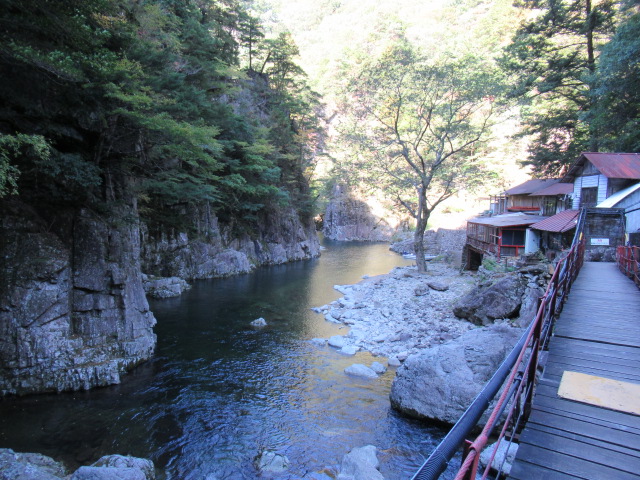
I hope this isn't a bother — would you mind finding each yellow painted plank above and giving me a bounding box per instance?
[558,371,640,416]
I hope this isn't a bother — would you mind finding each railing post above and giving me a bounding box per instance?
[461,440,481,480]
[525,299,543,417]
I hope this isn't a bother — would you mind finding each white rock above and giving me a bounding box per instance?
[328,335,346,348]
[250,317,267,327]
[370,362,387,374]
[310,338,326,347]
[255,451,289,474]
[325,314,340,323]
[480,441,519,476]
[341,345,359,355]
[344,364,377,378]
[388,357,401,367]
[337,445,383,480]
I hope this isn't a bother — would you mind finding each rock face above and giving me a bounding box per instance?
[141,205,320,280]
[390,228,466,266]
[323,184,397,241]
[0,202,156,396]
[389,324,523,424]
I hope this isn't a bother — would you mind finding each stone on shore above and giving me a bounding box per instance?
[480,441,519,476]
[453,275,526,325]
[142,275,190,299]
[390,324,523,424]
[341,345,359,355]
[0,450,155,480]
[328,335,346,348]
[370,362,387,374]
[337,445,383,480]
[344,364,378,378]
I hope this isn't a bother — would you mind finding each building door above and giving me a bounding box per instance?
[581,187,598,208]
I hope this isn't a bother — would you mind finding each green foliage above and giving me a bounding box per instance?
[0,0,320,228]
[0,134,50,197]
[500,0,617,175]
[341,37,502,270]
[589,11,640,152]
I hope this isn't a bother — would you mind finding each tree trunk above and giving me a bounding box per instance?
[413,186,430,273]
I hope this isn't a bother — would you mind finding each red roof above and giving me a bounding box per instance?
[504,179,561,196]
[529,209,580,233]
[564,153,640,180]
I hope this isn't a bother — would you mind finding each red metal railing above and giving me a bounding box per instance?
[617,246,640,288]
[453,237,586,480]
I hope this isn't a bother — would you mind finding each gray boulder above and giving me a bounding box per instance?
[255,451,289,474]
[337,445,383,480]
[328,335,346,348]
[70,467,146,480]
[90,456,154,480]
[453,274,526,325]
[142,276,190,299]
[0,449,67,480]
[390,325,523,424]
[344,364,378,379]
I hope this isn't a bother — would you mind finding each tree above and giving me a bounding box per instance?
[500,0,616,176]
[589,8,640,152]
[342,41,500,272]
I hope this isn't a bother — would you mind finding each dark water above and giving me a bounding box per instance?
[0,240,449,479]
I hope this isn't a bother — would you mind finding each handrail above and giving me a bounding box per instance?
[412,209,587,480]
[617,245,640,288]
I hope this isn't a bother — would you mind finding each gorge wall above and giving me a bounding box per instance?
[0,201,156,396]
[322,184,402,241]
[141,204,320,279]
[0,199,319,396]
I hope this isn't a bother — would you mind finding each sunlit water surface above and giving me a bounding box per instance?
[0,240,452,479]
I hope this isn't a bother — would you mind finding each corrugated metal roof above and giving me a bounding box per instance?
[530,209,579,233]
[504,179,561,195]
[468,213,547,228]
[530,182,574,196]
[564,153,640,180]
[597,182,640,208]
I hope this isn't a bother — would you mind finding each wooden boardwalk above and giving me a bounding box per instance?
[510,262,640,479]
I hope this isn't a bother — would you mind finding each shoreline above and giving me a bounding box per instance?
[313,262,478,362]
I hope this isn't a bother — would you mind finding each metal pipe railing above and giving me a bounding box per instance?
[413,208,588,480]
[617,245,640,288]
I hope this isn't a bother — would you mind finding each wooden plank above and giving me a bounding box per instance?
[510,459,583,479]
[526,405,640,450]
[511,263,640,479]
[525,422,640,459]
[519,427,640,474]
[532,384,640,430]
[513,443,640,480]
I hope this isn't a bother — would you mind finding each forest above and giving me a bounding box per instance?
[0,0,638,233]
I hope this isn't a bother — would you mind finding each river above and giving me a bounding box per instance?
[0,240,450,479]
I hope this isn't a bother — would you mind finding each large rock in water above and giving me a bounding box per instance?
[453,275,526,325]
[390,325,523,425]
[0,202,156,395]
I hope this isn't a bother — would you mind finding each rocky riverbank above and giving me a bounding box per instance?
[313,263,477,363]
[313,256,552,424]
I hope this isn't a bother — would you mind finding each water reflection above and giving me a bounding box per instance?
[0,240,450,479]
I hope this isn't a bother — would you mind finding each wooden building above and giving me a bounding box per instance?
[527,209,580,260]
[563,152,640,208]
[490,179,573,216]
[464,213,546,269]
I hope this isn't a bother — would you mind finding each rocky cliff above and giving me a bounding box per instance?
[322,184,400,241]
[0,201,156,396]
[0,199,319,395]
[141,204,320,279]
